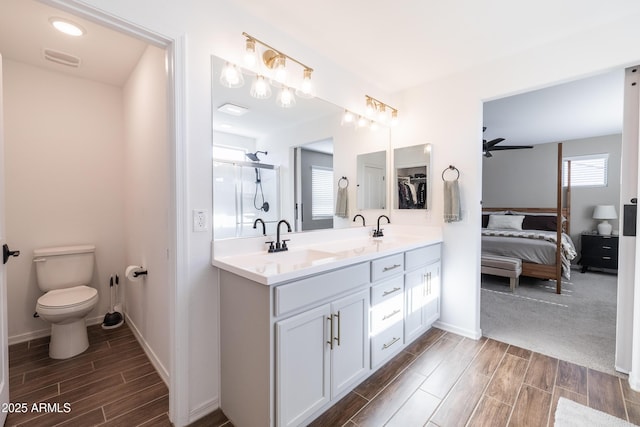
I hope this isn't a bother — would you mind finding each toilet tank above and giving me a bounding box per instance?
[33,245,96,292]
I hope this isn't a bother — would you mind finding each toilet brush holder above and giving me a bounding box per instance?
[102,275,124,330]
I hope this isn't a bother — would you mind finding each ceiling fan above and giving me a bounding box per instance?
[483,127,533,157]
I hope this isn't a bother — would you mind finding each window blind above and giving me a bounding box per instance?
[311,166,334,218]
[563,154,608,187]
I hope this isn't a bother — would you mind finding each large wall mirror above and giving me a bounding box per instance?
[394,144,432,210]
[211,55,391,239]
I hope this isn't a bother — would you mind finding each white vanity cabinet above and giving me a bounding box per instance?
[276,289,369,427]
[404,245,441,343]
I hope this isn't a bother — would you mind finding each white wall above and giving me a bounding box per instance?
[122,45,171,380]
[3,59,126,341]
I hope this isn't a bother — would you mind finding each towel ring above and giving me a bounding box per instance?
[338,176,349,188]
[442,165,460,181]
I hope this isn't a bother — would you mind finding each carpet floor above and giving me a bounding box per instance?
[481,267,619,376]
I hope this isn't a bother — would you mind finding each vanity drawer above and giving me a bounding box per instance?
[371,276,404,305]
[371,253,404,282]
[405,244,441,271]
[370,296,403,334]
[274,262,369,317]
[371,321,404,367]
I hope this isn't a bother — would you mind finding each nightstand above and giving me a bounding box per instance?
[580,233,618,273]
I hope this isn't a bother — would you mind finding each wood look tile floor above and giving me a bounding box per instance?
[200,328,640,427]
[6,323,170,427]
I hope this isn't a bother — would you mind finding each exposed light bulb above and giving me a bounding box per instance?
[274,55,287,82]
[220,63,245,88]
[276,86,296,108]
[365,97,375,116]
[296,68,314,99]
[342,110,355,125]
[244,38,257,67]
[390,110,399,126]
[378,104,387,123]
[250,75,272,99]
[357,116,368,128]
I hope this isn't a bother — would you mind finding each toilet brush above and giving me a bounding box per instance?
[102,275,124,329]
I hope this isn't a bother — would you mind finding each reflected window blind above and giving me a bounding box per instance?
[563,154,608,187]
[312,166,334,218]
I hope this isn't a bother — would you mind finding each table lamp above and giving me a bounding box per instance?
[593,205,617,235]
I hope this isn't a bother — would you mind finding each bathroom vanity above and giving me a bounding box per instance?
[212,225,442,427]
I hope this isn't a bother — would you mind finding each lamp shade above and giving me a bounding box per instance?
[593,205,617,220]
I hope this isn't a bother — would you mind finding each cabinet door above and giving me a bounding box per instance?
[404,267,426,343]
[423,261,440,326]
[276,304,331,427]
[331,289,370,398]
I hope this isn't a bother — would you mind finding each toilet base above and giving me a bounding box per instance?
[49,319,89,359]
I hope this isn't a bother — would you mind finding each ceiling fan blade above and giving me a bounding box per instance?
[489,145,534,151]
[485,138,505,149]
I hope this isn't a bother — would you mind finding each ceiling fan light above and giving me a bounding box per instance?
[250,75,272,99]
[276,86,296,108]
[220,62,245,88]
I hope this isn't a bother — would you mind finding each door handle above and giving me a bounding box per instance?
[3,244,20,265]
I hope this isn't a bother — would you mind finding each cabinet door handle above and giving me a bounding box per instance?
[382,337,401,350]
[602,256,612,260]
[382,287,402,297]
[602,246,612,249]
[326,316,333,350]
[333,312,341,346]
[383,264,402,272]
[382,309,401,321]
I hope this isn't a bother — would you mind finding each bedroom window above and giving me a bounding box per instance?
[311,166,334,219]
[563,154,608,187]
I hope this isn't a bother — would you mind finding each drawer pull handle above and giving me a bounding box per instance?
[602,246,612,249]
[382,287,402,297]
[602,256,612,260]
[382,309,401,321]
[383,264,402,272]
[382,337,401,350]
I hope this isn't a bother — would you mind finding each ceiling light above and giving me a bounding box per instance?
[220,62,245,88]
[365,95,399,128]
[276,86,296,108]
[49,17,85,37]
[250,75,272,99]
[217,103,249,116]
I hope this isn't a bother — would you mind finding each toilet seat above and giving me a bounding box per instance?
[37,285,98,310]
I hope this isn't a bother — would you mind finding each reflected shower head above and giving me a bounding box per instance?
[246,150,267,162]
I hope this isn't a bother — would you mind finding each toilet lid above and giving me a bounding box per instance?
[38,286,98,309]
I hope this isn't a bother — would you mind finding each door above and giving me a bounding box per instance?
[298,148,334,231]
[404,267,426,343]
[0,53,9,426]
[362,164,385,209]
[330,289,369,398]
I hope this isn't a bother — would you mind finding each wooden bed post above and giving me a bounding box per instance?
[556,143,563,294]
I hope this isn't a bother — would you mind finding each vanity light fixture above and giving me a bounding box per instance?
[276,86,296,108]
[49,17,85,37]
[244,38,258,67]
[250,75,272,99]
[342,110,355,125]
[365,95,399,127]
[242,32,315,102]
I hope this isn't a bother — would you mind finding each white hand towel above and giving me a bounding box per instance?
[335,187,349,218]
[443,180,461,222]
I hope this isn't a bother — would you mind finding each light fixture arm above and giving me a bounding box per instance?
[242,32,314,72]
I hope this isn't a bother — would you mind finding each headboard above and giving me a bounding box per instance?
[482,207,570,234]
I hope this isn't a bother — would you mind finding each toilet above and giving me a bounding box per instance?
[34,244,99,359]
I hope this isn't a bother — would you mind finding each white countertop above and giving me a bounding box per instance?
[212,224,443,285]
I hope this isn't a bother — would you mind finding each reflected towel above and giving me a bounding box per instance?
[335,187,349,218]
[443,180,461,222]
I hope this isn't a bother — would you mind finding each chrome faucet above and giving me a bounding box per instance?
[353,214,366,226]
[267,219,292,253]
[373,215,390,237]
[253,218,266,236]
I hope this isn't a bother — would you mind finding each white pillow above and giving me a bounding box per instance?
[487,214,524,230]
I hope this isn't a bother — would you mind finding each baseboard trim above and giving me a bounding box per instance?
[8,315,104,345]
[125,314,170,386]
[189,397,220,425]
[433,320,482,340]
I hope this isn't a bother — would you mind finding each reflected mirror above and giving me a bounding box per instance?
[394,144,431,210]
[211,55,391,239]
[357,151,387,209]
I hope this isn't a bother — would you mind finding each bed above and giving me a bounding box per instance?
[481,208,577,286]
[481,143,576,294]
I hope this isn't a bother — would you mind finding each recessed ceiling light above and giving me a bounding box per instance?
[217,103,249,116]
[49,17,85,37]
